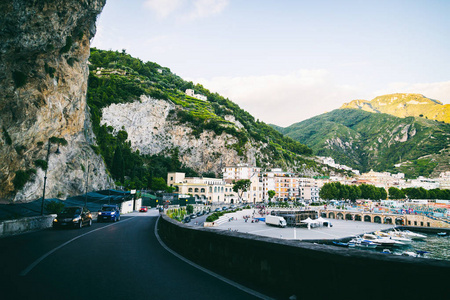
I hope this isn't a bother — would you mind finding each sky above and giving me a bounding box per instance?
[92,0,450,127]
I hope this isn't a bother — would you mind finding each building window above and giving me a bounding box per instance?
[201,188,205,193]
[414,221,417,226]
[195,188,199,192]
[420,222,423,227]
[427,222,430,227]
[170,177,173,181]
[188,188,193,192]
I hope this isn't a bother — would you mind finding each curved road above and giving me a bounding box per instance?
[0,209,267,300]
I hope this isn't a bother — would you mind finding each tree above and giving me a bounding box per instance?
[378,187,387,200]
[268,190,276,202]
[111,146,124,181]
[388,187,405,199]
[186,204,194,214]
[233,179,251,202]
[45,200,65,214]
[152,177,169,191]
[319,183,338,200]
[348,185,361,202]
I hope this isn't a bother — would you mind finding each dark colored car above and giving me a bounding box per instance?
[139,206,148,212]
[53,206,92,229]
[97,205,120,222]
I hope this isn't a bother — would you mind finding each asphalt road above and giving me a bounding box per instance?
[0,209,266,300]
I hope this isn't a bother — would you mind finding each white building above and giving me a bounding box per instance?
[167,172,237,204]
[409,176,440,190]
[222,164,263,203]
[185,89,207,101]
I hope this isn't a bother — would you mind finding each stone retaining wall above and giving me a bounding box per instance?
[158,214,450,299]
[0,215,56,238]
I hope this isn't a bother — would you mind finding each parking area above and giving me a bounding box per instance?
[207,209,395,240]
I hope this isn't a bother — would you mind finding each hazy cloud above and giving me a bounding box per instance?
[192,70,362,127]
[188,0,229,19]
[143,0,184,18]
[373,81,450,103]
[143,0,229,20]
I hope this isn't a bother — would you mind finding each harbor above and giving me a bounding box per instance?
[206,208,450,261]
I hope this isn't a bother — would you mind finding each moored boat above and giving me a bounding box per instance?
[332,241,350,247]
[363,233,399,247]
[394,229,426,240]
[350,237,378,248]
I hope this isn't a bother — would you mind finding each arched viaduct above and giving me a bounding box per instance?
[319,209,406,225]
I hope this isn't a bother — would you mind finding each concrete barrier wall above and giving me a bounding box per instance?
[120,198,142,214]
[0,215,56,238]
[158,214,450,299]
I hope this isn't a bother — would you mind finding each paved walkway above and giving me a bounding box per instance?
[209,209,395,241]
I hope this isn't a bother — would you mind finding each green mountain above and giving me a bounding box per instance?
[86,48,328,189]
[276,108,450,178]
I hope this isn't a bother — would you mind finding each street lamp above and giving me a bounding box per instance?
[41,138,62,215]
[85,164,90,207]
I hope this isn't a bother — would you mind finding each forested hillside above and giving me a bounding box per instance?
[87,48,318,190]
[275,108,450,178]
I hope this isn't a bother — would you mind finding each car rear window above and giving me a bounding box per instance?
[61,207,81,214]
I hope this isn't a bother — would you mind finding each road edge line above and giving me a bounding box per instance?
[154,215,274,300]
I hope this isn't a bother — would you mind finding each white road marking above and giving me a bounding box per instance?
[155,216,275,300]
[20,217,134,276]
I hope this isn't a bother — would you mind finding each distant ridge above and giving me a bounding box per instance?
[341,93,449,123]
[272,93,450,178]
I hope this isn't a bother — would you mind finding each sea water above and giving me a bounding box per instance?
[375,233,450,260]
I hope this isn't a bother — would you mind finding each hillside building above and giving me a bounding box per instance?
[185,89,207,101]
[222,164,263,203]
[167,172,237,204]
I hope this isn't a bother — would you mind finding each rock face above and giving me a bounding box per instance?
[0,0,111,202]
[101,96,258,174]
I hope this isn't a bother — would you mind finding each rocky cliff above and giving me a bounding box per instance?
[101,96,261,174]
[0,0,111,202]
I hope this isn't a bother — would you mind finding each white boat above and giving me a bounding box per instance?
[363,233,399,247]
[350,237,378,249]
[402,251,418,257]
[394,229,426,240]
[386,231,413,244]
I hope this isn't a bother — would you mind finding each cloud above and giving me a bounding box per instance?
[143,0,229,20]
[191,70,362,127]
[188,0,229,19]
[143,0,184,18]
[373,81,450,103]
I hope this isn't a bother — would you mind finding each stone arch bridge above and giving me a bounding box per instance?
[319,209,406,225]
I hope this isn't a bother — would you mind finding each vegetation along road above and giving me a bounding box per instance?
[0,210,268,300]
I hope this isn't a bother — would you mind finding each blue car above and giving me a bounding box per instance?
[97,205,120,222]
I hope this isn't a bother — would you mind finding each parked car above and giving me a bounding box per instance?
[230,205,237,209]
[139,206,148,212]
[214,208,222,212]
[98,204,120,222]
[53,206,92,229]
[222,206,228,211]
[190,214,197,219]
[183,217,191,223]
